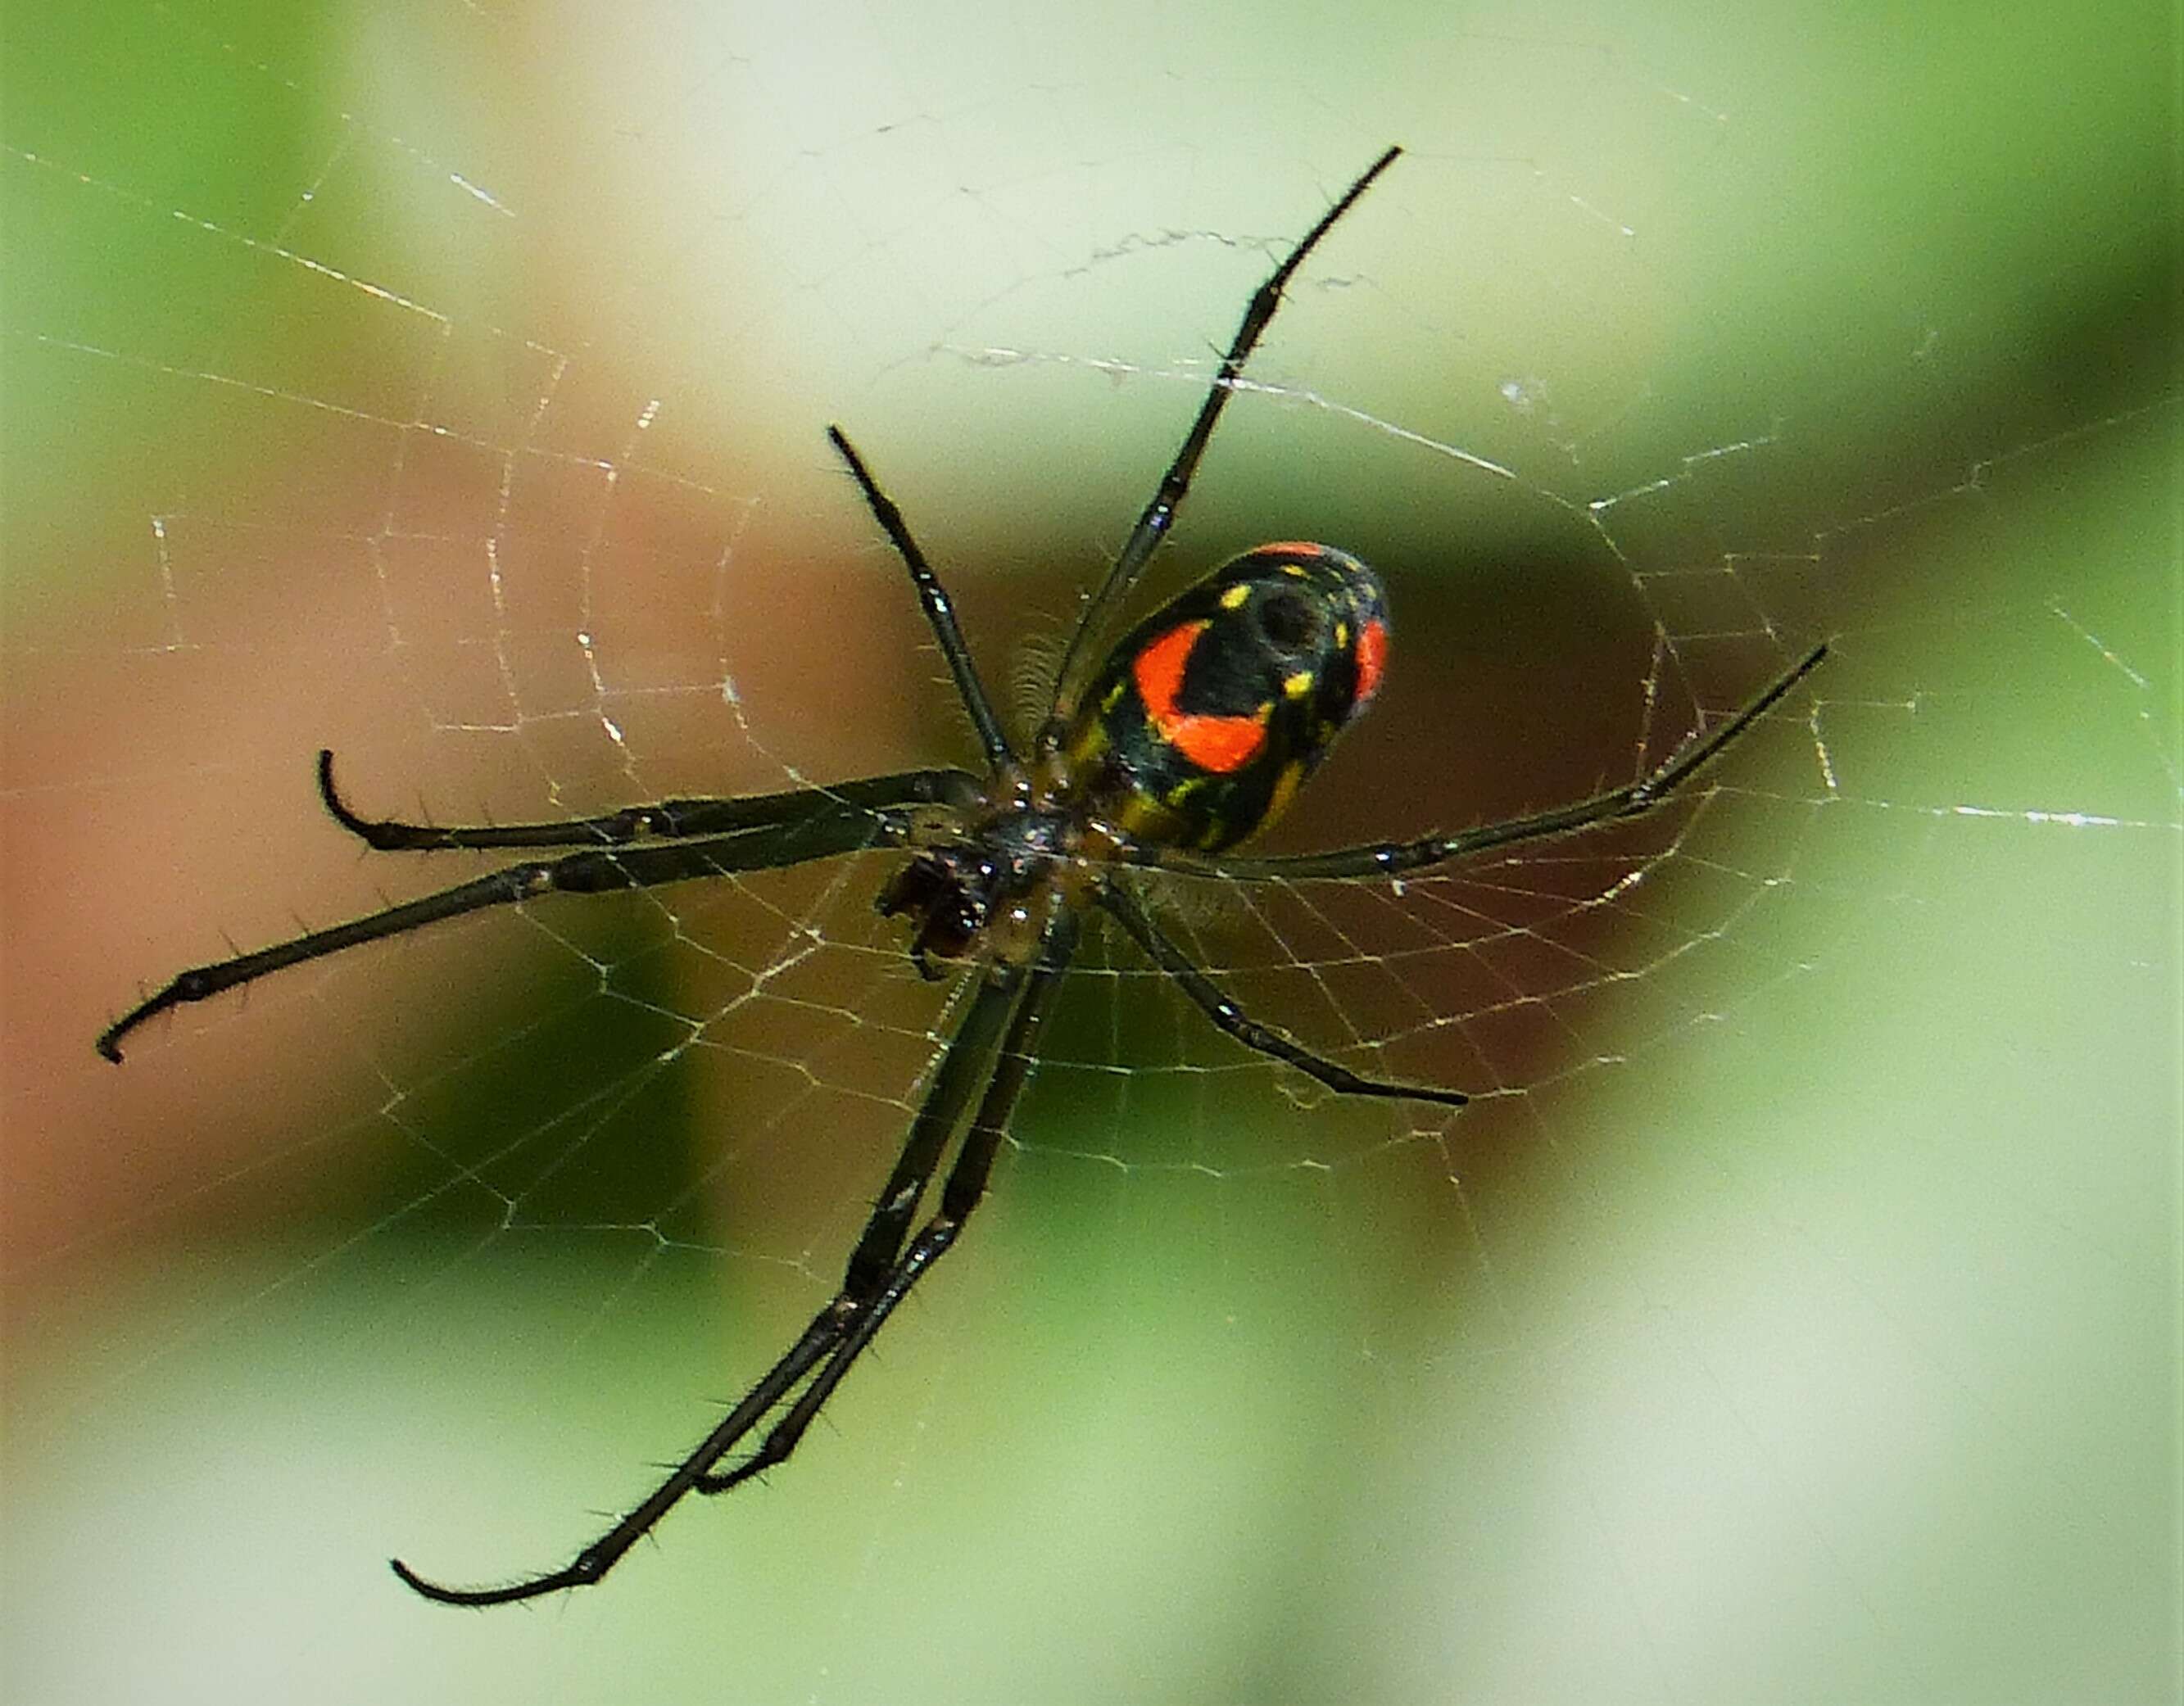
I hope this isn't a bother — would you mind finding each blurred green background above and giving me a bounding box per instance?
[4,3,2177,1703]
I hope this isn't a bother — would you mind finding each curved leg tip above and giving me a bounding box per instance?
[389,1556,479,1607]
[391,1552,587,1608]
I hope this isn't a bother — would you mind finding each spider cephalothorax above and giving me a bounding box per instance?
[98,145,1824,1607]
[875,801,1074,977]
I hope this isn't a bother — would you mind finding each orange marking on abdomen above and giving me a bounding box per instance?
[1354,617,1389,705]
[1133,621,1270,775]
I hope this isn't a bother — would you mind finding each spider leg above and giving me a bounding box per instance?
[695,907,1077,1497]
[1123,641,1828,883]
[317,751,981,851]
[97,802,911,1063]
[1099,879,1466,1108]
[390,917,1076,1606]
[825,425,1017,769]
[391,1311,842,1607]
[1043,145,1402,737]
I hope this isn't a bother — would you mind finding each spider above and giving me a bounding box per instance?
[98,144,1824,1606]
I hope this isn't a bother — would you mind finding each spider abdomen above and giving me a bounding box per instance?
[1065,542,1389,853]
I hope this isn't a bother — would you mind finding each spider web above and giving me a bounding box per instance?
[4,6,2177,1704]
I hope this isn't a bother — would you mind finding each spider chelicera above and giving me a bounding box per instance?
[100,144,1824,1606]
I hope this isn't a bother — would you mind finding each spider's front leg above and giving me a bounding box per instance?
[315,749,980,851]
[97,803,919,1063]
[390,910,1077,1606]
[97,753,995,1063]
[694,907,1079,1497]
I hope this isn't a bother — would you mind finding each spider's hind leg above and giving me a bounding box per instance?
[1041,145,1404,738]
